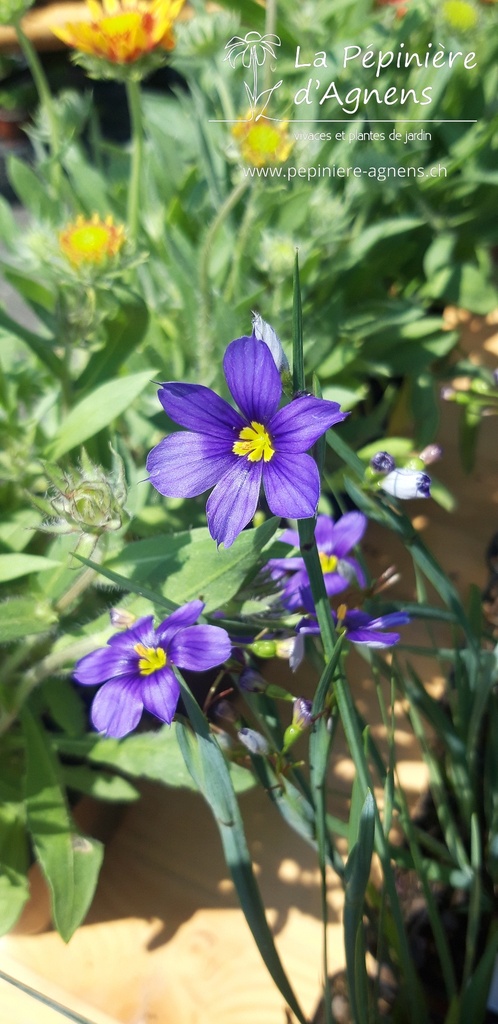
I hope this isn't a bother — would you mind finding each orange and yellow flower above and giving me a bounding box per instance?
[52,0,184,65]
[232,111,293,168]
[59,214,126,268]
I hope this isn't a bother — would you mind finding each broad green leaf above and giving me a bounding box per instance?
[61,766,139,802]
[56,726,200,790]
[0,596,57,643]
[0,806,30,936]
[0,554,62,583]
[7,156,57,219]
[107,517,280,613]
[22,711,104,942]
[46,369,156,459]
[0,510,42,552]
[77,291,149,391]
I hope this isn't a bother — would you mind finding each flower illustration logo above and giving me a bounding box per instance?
[224,31,283,120]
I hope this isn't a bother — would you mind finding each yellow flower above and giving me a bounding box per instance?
[442,0,478,29]
[59,214,126,267]
[232,110,293,168]
[52,0,184,64]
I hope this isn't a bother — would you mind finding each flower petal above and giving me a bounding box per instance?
[169,624,232,670]
[157,382,244,437]
[330,512,367,557]
[147,433,237,498]
[313,515,336,550]
[74,646,133,685]
[107,615,155,650]
[206,460,263,547]
[323,573,349,597]
[263,452,319,519]
[155,600,205,646]
[223,336,281,423]
[270,395,348,453]
[140,665,180,725]
[90,676,144,737]
[346,628,401,648]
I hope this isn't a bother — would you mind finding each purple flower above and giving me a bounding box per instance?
[298,603,410,648]
[267,512,367,610]
[146,337,348,548]
[73,600,231,738]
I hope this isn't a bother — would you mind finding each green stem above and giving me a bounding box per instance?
[14,19,61,192]
[197,179,249,381]
[292,259,427,1023]
[126,78,145,244]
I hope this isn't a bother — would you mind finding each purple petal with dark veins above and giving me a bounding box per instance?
[270,396,348,453]
[147,433,237,498]
[140,666,181,725]
[74,646,134,686]
[155,600,205,647]
[206,460,263,547]
[157,383,244,437]
[263,452,319,519]
[107,616,156,650]
[169,625,232,670]
[223,336,282,424]
[90,676,144,737]
[346,628,401,648]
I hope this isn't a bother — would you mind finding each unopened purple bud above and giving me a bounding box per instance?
[212,699,237,724]
[381,468,431,500]
[239,667,267,692]
[292,698,313,729]
[238,727,269,756]
[419,444,442,466]
[370,451,396,474]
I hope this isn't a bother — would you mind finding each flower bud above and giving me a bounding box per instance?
[238,727,270,755]
[249,639,278,659]
[381,468,431,499]
[212,699,238,724]
[292,697,313,729]
[110,607,137,629]
[418,444,442,466]
[34,447,128,535]
[274,634,305,671]
[370,451,396,474]
[251,313,290,374]
[239,667,267,692]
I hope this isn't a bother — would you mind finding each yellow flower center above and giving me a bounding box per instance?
[59,214,125,267]
[232,421,275,462]
[134,642,167,675]
[319,552,338,574]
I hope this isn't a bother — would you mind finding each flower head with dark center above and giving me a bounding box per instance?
[74,599,231,737]
[267,512,367,610]
[146,336,348,548]
[52,0,184,66]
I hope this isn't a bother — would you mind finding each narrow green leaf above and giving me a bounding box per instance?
[176,677,307,1024]
[344,790,375,1024]
[77,290,149,391]
[46,369,156,459]
[22,711,103,942]
[0,806,30,935]
[292,252,304,394]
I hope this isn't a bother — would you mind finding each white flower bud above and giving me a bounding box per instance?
[251,313,290,373]
[381,468,431,499]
